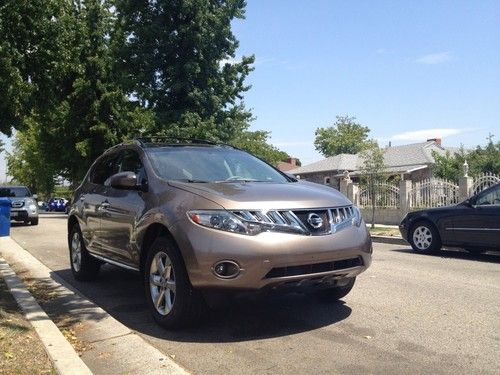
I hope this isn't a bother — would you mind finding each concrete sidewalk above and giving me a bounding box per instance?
[0,236,189,375]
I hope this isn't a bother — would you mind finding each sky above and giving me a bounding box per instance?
[1,0,499,180]
[232,0,500,164]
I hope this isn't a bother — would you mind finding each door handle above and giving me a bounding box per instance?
[80,195,86,201]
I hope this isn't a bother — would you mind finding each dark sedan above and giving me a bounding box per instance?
[399,182,500,254]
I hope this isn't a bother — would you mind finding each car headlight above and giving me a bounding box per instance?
[351,206,362,227]
[188,210,264,235]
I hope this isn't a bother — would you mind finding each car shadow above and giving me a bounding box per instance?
[52,266,352,343]
[391,247,500,264]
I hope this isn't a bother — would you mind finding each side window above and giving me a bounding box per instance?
[90,154,119,185]
[119,150,147,184]
[475,185,500,206]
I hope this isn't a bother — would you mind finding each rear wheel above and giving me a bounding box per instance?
[69,224,100,281]
[317,277,356,300]
[144,236,204,329]
[409,221,441,254]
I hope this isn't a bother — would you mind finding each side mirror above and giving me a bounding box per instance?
[110,171,140,190]
[33,194,38,200]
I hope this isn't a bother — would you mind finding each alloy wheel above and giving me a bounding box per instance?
[149,251,176,315]
[413,226,433,250]
[71,231,82,272]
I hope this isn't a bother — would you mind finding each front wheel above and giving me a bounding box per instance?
[409,222,441,254]
[30,218,39,226]
[144,237,204,329]
[69,224,100,281]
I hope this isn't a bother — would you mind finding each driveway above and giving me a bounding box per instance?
[10,213,500,374]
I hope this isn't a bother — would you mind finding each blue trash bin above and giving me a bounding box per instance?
[0,198,11,236]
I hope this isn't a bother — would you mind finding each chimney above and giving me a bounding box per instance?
[286,157,297,166]
[427,138,442,146]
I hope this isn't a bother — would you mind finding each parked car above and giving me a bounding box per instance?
[68,138,372,328]
[37,201,49,211]
[399,182,500,254]
[48,198,68,212]
[0,185,39,225]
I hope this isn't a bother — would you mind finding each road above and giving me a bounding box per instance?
[10,213,500,374]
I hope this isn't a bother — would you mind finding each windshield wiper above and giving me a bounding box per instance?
[175,179,209,183]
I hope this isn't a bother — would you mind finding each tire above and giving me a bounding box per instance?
[317,277,356,300]
[69,223,100,281]
[144,236,204,329]
[409,221,441,254]
[30,218,39,226]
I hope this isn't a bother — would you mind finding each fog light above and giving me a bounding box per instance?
[212,260,240,279]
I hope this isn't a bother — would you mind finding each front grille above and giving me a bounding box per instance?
[232,205,356,236]
[265,257,363,279]
[11,201,24,208]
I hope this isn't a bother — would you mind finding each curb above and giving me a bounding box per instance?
[0,236,189,375]
[370,235,407,245]
[0,256,92,375]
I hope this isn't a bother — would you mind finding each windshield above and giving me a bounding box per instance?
[146,146,289,183]
[0,187,31,198]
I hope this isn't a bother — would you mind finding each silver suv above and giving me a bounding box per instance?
[0,185,39,225]
[68,139,372,328]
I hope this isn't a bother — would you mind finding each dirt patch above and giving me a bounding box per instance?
[0,276,55,375]
[369,226,401,237]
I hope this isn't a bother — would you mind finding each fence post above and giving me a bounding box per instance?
[347,182,359,205]
[459,176,473,201]
[340,179,348,196]
[400,180,412,212]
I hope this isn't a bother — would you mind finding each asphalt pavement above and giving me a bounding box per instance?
[10,213,500,374]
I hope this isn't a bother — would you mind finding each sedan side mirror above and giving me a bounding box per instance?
[32,194,38,200]
[110,171,141,190]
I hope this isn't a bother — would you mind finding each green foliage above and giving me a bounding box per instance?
[431,136,499,181]
[2,0,288,189]
[359,141,386,228]
[6,121,56,196]
[314,115,370,157]
[231,130,290,166]
[114,0,255,142]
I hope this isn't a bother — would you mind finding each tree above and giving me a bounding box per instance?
[314,115,370,157]
[114,0,255,142]
[431,135,499,181]
[359,141,386,228]
[2,0,152,185]
[6,122,56,197]
[231,130,290,166]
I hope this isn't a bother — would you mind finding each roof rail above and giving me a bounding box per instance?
[134,137,230,147]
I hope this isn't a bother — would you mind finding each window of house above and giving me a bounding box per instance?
[324,177,331,185]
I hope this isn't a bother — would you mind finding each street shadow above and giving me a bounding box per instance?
[390,247,500,264]
[52,265,352,343]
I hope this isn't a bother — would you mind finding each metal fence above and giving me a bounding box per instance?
[408,178,460,208]
[359,182,400,208]
[471,172,500,195]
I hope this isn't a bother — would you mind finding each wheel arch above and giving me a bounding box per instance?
[139,223,181,275]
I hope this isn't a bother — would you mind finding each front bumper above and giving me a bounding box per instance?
[10,209,38,221]
[175,219,372,290]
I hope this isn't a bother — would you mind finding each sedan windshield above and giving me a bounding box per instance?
[146,146,289,183]
[0,187,31,197]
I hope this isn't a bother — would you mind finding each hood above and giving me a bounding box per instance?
[168,180,351,210]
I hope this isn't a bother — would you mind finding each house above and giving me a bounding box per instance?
[277,157,300,172]
[289,138,458,189]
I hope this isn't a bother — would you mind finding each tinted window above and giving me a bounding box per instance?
[146,147,288,183]
[119,150,147,184]
[0,187,31,197]
[90,154,119,185]
[476,185,500,205]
